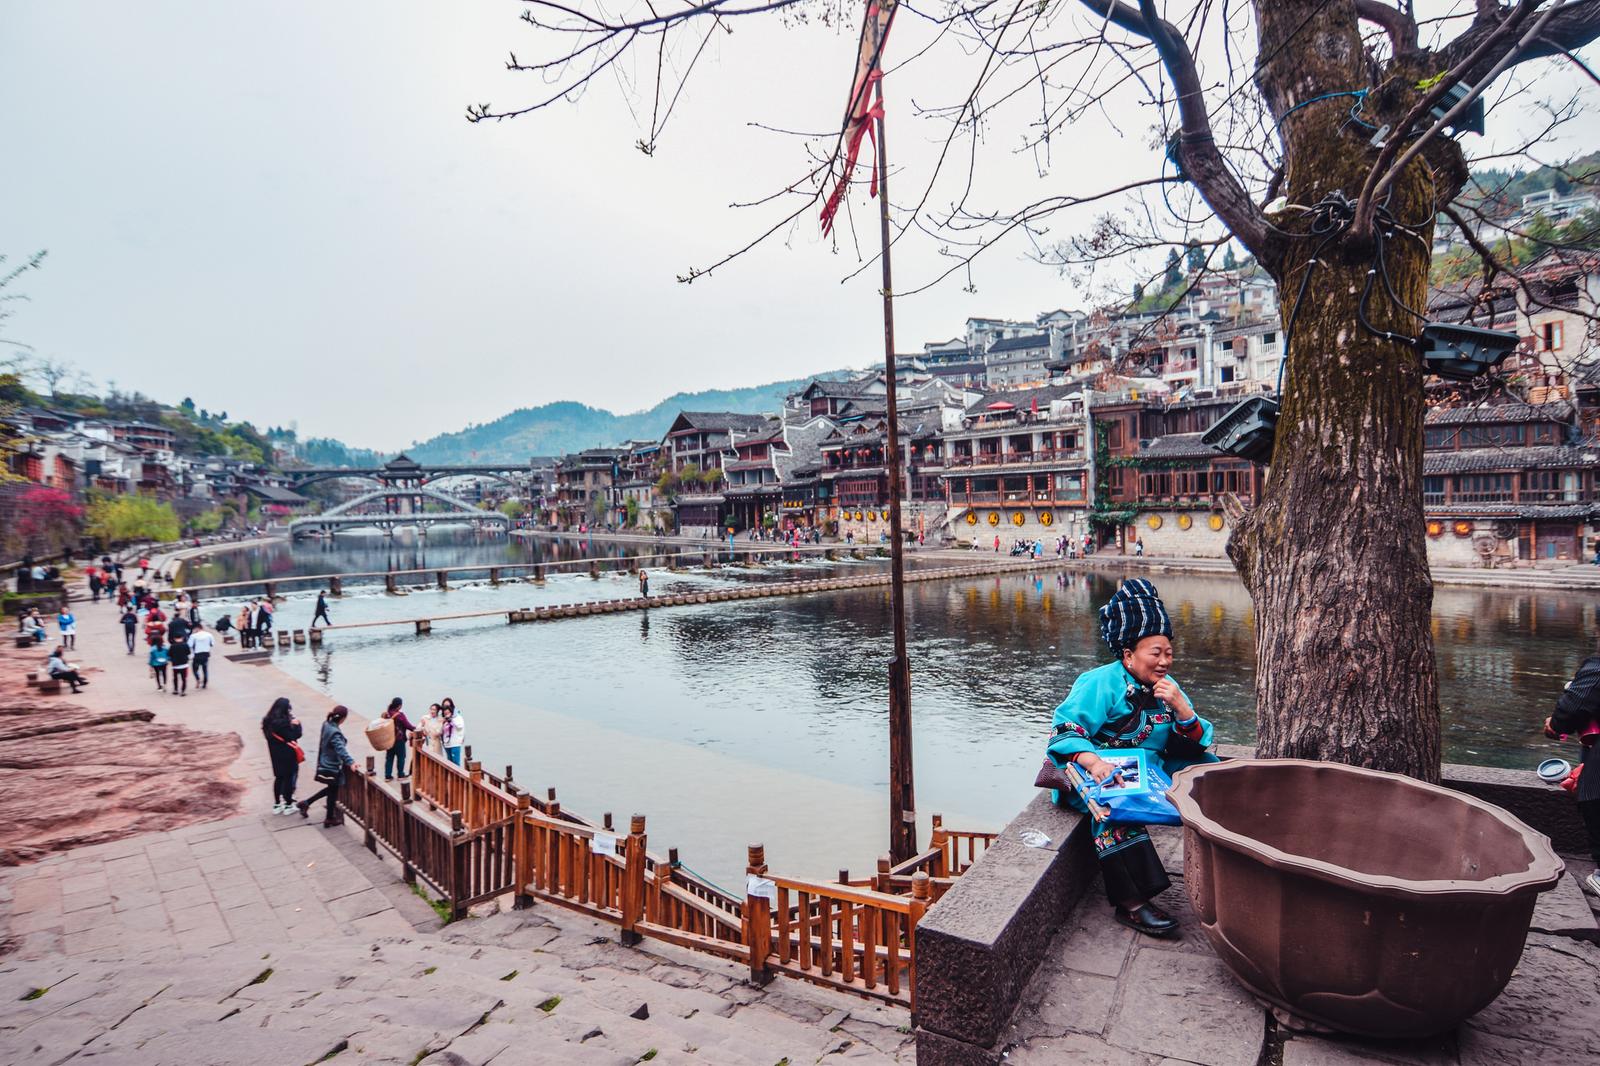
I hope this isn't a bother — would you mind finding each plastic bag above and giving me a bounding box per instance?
[1084,749,1182,828]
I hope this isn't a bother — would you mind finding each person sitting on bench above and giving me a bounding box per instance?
[46,646,88,693]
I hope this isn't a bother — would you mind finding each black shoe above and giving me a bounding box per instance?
[1114,902,1178,938]
[296,801,309,819]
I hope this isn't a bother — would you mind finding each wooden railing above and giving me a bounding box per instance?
[753,845,930,1008]
[336,749,990,1011]
[339,760,518,917]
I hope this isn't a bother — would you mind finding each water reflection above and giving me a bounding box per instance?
[252,552,1590,883]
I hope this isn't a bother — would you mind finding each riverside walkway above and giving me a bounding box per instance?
[0,579,917,1064]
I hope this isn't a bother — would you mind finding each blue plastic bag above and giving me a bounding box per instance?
[1082,749,1182,827]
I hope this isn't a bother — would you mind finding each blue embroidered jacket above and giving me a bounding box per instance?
[1045,661,1213,808]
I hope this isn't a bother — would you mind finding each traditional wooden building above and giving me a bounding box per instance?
[939,384,1092,542]
[1422,401,1597,565]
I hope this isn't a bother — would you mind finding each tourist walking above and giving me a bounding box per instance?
[46,646,88,693]
[148,639,169,692]
[312,591,332,628]
[138,556,150,579]
[238,604,255,649]
[298,706,356,827]
[1044,578,1217,937]
[263,697,304,815]
[380,697,415,780]
[88,569,102,603]
[57,607,76,650]
[1134,539,1145,558]
[638,570,649,598]
[121,604,139,653]
[416,703,444,755]
[994,534,1000,553]
[189,621,214,689]
[1546,653,1600,896]
[168,632,191,696]
[441,699,465,765]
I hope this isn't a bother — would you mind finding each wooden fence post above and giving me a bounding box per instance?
[362,757,378,852]
[513,794,534,910]
[931,814,949,877]
[620,814,647,946]
[399,783,417,885]
[907,872,931,1014]
[875,854,892,894]
[448,810,466,920]
[468,761,482,825]
[744,844,772,986]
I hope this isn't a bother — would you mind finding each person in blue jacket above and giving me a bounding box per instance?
[1046,578,1216,937]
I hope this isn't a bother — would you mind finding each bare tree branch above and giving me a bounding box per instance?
[1355,0,1420,54]
[1075,0,1276,263]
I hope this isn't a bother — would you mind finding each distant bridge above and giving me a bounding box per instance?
[288,454,523,539]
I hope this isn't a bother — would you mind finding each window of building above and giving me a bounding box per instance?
[1543,321,1564,351]
[1424,427,1457,448]
[1220,366,1235,383]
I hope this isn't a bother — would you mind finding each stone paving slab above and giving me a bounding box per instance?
[993,827,1600,1066]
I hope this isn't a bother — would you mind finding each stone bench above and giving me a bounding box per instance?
[914,791,1095,1064]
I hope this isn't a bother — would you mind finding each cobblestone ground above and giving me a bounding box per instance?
[0,813,914,1065]
[998,828,1600,1066]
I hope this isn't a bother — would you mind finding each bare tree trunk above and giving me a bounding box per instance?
[1229,0,1453,782]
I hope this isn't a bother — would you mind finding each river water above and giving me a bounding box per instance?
[186,532,1594,887]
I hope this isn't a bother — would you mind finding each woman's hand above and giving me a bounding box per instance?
[1077,753,1118,783]
[1152,677,1194,721]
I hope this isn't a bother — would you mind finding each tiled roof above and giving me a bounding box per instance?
[1424,444,1600,475]
[964,383,1082,413]
[987,333,1051,354]
[1138,433,1220,461]
[673,412,775,432]
[1428,502,1598,520]
[1425,402,1574,426]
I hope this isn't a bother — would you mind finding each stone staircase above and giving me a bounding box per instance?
[0,900,913,1066]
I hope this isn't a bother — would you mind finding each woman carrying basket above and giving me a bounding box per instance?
[1045,578,1217,937]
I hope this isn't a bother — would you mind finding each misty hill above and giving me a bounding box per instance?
[404,372,854,463]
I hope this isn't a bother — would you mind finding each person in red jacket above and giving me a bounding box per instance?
[381,697,416,781]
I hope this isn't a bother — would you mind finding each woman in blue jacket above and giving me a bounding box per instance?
[1046,579,1216,937]
[297,705,357,827]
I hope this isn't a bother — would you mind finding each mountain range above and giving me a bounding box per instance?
[401,372,855,464]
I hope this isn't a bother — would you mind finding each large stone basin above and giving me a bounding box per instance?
[1169,758,1564,1039]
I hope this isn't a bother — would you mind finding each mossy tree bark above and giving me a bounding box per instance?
[1092,0,1600,782]
[1225,1,1453,781]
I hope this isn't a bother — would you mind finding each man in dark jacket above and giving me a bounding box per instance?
[1547,653,1600,897]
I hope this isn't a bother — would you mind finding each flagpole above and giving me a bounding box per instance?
[875,76,917,866]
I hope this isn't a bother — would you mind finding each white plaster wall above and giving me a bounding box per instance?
[946,506,1092,547]
[1127,511,1232,558]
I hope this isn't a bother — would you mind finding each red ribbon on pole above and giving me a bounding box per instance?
[819,0,897,237]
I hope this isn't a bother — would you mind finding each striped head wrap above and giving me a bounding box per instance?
[1098,578,1172,655]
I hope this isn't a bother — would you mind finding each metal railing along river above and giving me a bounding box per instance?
[336,743,996,1011]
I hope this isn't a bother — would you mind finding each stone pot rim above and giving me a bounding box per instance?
[1169,758,1565,901]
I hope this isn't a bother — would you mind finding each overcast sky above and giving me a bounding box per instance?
[3,2,1594,449]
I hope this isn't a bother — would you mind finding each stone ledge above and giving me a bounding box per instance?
[914,791,1093,1064]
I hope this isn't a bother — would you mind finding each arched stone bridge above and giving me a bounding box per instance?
[287,454,526,539]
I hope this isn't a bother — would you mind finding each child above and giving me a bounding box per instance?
[149,639,169,692]
[57,607,76,650]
